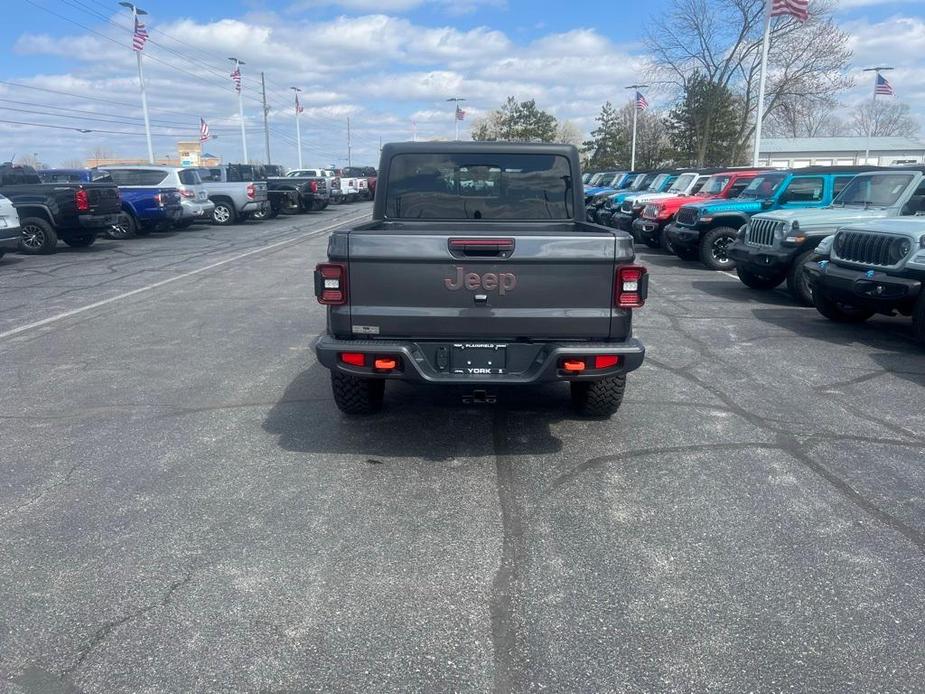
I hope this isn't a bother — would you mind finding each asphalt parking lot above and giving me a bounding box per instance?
[1,207,924,693]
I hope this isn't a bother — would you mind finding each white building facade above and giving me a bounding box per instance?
[757,137,925,168]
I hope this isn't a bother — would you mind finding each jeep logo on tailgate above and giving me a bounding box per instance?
[444,267,517,295]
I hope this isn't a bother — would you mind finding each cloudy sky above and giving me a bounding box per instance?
[0,0,923,168]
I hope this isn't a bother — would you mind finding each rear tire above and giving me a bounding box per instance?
[19,217,58,254]
[786,249,817,306]
[64,234,96,248]
[674,245,699,261]
[570,375,626,418]
[331,372,385,415]
[812,289,875,324]
[108,212,136,239]
[736,266,785,290]
[212,200,237,226]
[643,235,660,249]
[700,226,738,271]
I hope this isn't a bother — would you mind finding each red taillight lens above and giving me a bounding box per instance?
[340,353,365,367]
[594,355,620,369]
[154,193,165,206]
[315,263,347,305]
[616,265,647,308]
[246,183,255,200]
[179,188,195,199]
[75,188,90,212]
[310,181,318,193]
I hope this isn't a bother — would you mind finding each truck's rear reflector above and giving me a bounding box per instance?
[615,265,648,308]
[315,263,348,305]
[594,355,620,369]
[340,352,365,366]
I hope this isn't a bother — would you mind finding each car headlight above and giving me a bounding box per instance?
[815,235,834,257]
[888,237,913,264]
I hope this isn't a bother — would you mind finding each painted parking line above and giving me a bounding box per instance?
[0,211,372,342]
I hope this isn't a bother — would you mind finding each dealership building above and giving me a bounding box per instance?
[757,136,925,168]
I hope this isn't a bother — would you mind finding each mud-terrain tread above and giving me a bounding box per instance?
[571,375,627,418]
[331,371,385,414]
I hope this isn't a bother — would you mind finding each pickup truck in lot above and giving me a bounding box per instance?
[633,169,761,250]
[0,163,122,253]
[287,169,342,205]
[729,167,923,304]
[194,166,269,225]
[804,219,925,343]
[41,168,182,239]
[313,142,647,417]
[342,166,377,199]
[666,166,874,271]
[0,193,21,260]
[270,173,329,212]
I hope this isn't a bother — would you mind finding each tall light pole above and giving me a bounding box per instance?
[291,87,303,169]
[260,72,271,165]
[863,66,894,164]
[228,57,248,164]
[119,2,154,163]
[625,84,648,171]
[447,97,465,141]
[346,117,352,168]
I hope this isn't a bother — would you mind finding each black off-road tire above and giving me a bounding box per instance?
[19,217,58,254]
[64,234,96,248]
[674,245,699,261]
[787,249,817,306]
[643,235,660,249]
[331,372,385,415]
[108,212,137,239]
[736,265,785,290]
[570,375,627,418]
[212,200,237,226]
[812,288,875,324]
[700,226,738,271]
[912,293,925,346]
[661,226,676,254]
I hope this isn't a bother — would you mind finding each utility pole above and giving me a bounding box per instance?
[228,57,248,164]
[446,97,465,141]
[346,117,352,168]
[260,72,271,165]
[291,87,303,169]
[412,119,416,142]
[863,66,894,164]
[625,84,649,171]
[120,2,154,163]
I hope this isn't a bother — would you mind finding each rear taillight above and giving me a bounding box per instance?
[310,180,318,193]
[75,188,90,212]
[340,352,365,367]
[179,188,195,199]
[246,183,255,200]
[315,263,347,305]
[615,265,648,308]
[154,193,165,207]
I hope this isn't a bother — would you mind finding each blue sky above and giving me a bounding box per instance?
[1,0,923,167]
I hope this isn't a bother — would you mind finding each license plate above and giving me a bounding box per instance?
[198,192,207,200]
[451,343,507,375]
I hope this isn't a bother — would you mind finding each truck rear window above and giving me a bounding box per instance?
[385,153,574,220]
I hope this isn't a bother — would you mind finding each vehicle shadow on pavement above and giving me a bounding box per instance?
[689,279,801,306]
[752,307,921,354]
[635,248,717,272]
[263,362,566,459]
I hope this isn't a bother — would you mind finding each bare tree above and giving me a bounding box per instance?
[15,154,45,169]
[555,120,584,148]
[764,96,845,137]
[645,0,852,160]
[60,158,86,169]
[850,100,921,138]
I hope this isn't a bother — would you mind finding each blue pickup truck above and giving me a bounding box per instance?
[665,166,880,271]
[40,168,182,238]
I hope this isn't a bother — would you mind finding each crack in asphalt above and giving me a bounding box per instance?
[1,462,81,519]
[59,564,197,679]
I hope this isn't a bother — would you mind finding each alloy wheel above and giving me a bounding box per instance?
[213,205,231,223]
[21,224,46,251]
[712,236,732,262]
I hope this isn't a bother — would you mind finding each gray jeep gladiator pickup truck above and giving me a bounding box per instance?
[313,142,648,417]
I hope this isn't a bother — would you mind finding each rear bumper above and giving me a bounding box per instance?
[804,260,922,308]
[78,212,120,229]
[728,240,796,273]
[181,200,215,220]
[665,223,701,251]
[240,199,269,213]
[314,335,646,384]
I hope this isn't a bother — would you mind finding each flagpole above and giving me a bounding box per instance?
[625,84,648,170]
[752,0,774,167]
[412,120,416,142]
[447,97,465,141]
[863,67,893,163]
[229,58,248,164]
[122,4,154,163]
[292,87,303,169]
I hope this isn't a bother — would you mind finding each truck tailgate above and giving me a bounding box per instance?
[345,230,618,339]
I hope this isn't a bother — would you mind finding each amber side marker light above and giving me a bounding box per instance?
[562,359,586,372]
[374,357,398,371]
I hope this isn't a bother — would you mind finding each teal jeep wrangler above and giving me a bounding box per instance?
[666,167,879,271]
[804,219,925,344]
[729,167,924,304]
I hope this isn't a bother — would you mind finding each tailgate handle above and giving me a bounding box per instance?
[448,238,514,258]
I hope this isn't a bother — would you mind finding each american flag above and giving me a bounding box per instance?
[199,117,210,143]
[456,105,466,121]
[635,91,649,111]
[295,92,304,114]
[771,0,810,22]
[132,16,148,51]
[875,73,895,96]
[230,65,241,93]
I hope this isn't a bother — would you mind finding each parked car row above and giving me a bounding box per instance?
[587,164,925,344]
[0,161,376,256]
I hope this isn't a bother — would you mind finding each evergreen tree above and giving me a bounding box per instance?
[471,97,558,142]
[666,74,744,166]
[582,102,626,169]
